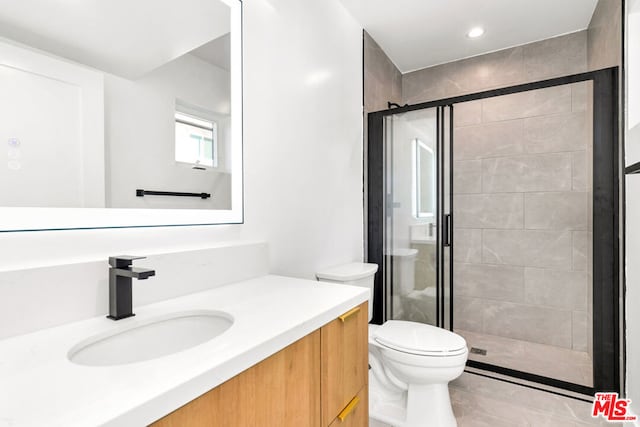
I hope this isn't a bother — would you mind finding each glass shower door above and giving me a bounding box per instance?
[451,82,595,389]
[384,106,452,328]
[369,68,618,395]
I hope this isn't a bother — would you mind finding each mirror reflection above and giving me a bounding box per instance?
[414,139,435,218]
[0,0,237,210]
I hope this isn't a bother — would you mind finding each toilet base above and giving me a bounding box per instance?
[369,370,406,426]
[369,371,458,427]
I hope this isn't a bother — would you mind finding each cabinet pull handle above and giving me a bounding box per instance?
[337,395,360,421]
[339,306,360,322]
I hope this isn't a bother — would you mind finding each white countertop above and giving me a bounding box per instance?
[0,275,368,427]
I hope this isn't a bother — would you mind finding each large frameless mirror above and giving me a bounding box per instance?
[0,0,243,230]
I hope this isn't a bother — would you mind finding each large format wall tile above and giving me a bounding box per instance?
[572,231,591,271]
[454,296,484,333]
[402,47,525,105]
[364,31,402,112]
[453,160,482,194]
[454,100,482,127]
[524,268,587,311]
[450,47,525,94]
[454,228,482,263]
[572,310,590,352]
[483,300,572,348]
[587,0,622,70]
[481,85,572,123]
[523,112,587,154]
[455,120,524,160]
[401,32,588,106]
[523,31,588,81]
[455,194,524,229]
[524,192,588,231]
[571,82,590,113]
[397,28,593,357]
[482,153,572,193]
[455,263,524,303]
[403,61,461,105]
[572,151,588,191]
[482,229,572,269]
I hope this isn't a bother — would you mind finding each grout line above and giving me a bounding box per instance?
[454,108,585,130]
[455,148,586,163]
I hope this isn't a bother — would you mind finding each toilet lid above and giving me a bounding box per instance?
[374,320,467,356]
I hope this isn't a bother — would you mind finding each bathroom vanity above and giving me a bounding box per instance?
[0,276,369,426]
[152,301,368,426]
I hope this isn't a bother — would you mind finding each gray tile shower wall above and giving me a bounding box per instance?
[402,31,588,105]
[390,31,594,357]
[587,0,623,70]
[363,14,616,367]
[453,82,593,354]
[364,31,402,113]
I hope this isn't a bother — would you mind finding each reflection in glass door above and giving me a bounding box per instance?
[383,106,452,328]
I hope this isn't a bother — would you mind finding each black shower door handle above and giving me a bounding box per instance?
[443,213,452,247]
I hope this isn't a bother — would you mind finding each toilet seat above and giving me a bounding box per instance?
[373,320,467,357]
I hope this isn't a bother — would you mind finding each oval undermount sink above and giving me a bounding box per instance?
[68,310,234,366]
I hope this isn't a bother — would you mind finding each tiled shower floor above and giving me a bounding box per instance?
[371,373,609,427]
[457,329,593,387]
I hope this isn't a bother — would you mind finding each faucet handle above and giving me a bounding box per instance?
[109,255,146,268]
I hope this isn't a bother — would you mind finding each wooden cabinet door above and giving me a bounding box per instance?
[321,302,368,426]
[151,330,321,427]
[327,386,368,427]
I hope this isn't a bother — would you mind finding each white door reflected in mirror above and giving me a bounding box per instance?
[0,0,243,230]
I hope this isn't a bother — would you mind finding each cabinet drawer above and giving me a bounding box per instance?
[328,386,368,427]
[151,330,321,427]
[321,302,368,426]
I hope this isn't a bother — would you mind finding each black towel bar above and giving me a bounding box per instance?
[136,189,211,199]
[626,162,640,175]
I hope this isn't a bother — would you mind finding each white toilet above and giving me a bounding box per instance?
[316,262,468,427]
[390,249,419,318]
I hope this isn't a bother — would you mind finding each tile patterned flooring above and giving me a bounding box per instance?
[457,329,593,387]
[371,373,610,427]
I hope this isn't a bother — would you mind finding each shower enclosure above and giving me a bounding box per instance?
[367,68,620,396]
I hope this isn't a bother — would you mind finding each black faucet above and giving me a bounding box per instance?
[107,255,156,320]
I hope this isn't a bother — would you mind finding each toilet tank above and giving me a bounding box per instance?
[316,263,378,322]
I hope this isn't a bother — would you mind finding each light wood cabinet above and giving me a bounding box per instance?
[328,386,368,427]
[321,303,369,426]
[151,302,368,427]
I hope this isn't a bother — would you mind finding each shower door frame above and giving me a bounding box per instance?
[367,67,621,396]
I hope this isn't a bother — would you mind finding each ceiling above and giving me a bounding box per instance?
[339,0,599,73]
[0,0,230,78]
[192,34,231,71]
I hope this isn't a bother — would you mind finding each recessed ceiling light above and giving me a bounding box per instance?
[467,27,485,38]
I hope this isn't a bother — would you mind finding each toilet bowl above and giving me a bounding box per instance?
[317,263,468,427]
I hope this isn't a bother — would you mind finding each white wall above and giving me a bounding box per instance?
[0,0,363,283]
[106,53,232,210]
